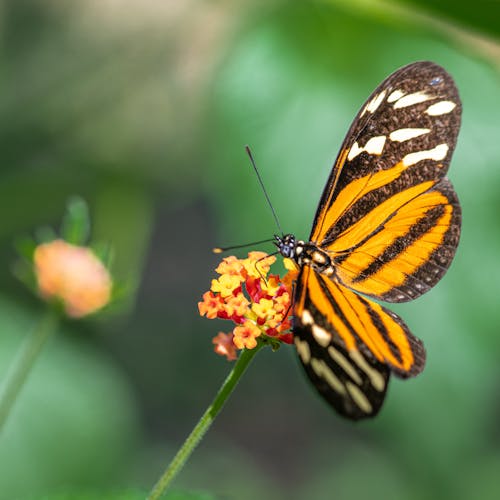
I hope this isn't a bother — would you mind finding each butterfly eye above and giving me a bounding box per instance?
[278,234,296,258]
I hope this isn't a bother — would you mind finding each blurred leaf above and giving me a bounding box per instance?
[406,0,500,39]
[13,235,37,261]
[61,196,91,245]
[35,225,57,244]
[92,179,154,314]
[91,241,114,269]
[326,0,500,71]
[0,298,140,498]
[11,235,38,294]
[10,258,37,295]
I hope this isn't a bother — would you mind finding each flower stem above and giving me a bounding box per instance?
[148,344,264,499]
[0,307,59,432]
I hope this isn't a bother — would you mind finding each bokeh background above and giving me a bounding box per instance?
[1,1,500,499]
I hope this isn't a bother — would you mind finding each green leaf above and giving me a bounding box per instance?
[13,235,37,261]
[91,241,114,269]
[35,225,57,244]
[61,196,91,245]
[406,0,500,39]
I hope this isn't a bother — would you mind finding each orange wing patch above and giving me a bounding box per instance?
[294,269,426,379]
[333,178,460,302]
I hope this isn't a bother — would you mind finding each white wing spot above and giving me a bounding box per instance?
[295,337,311,364]
[362,90,387,116]
[393,91,432,109]
[349,350,386,391]
[328,346,362,385]
[402,143,449,167]
[387,89,405,103]
[348,143,363,161]
[301,310,314,325]
[346,382,373,413]
[312,251,326,264]
[312,325,332,347]
[323,267,334,277]
[348,135,386,161]
[426,101,456,116]
[389,128,430,142]
[311,358,346,394]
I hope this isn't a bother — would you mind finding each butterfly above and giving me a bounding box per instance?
[275,61,461,419]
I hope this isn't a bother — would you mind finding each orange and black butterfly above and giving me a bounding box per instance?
[275,61,461,419]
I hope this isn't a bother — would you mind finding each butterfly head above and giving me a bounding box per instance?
[274,234,297,259]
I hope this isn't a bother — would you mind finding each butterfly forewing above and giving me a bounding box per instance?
[291,61,461,418]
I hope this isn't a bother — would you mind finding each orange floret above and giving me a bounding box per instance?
[242,251,276,278]
[224,293,250,318]
[274,292,290,314]
[198,291,225,319]
[211,274,242,297]
[252,298,276,322]
[260,274,281,297]
[215,256,245,277]
[212,332,238,361]
[233,321,262,350]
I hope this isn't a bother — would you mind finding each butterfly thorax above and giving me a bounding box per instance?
[275,234,335,277]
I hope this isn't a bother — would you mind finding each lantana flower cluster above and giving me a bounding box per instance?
[33,239,112,318]
[198,251,298,361]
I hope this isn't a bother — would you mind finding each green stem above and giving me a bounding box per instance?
[0,307,59,432]
[148,343,264,499]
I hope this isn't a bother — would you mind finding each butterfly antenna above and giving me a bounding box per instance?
[245,145,284,235]
[213,238,275,254]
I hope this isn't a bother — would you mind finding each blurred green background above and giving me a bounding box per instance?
[1,1,500,499]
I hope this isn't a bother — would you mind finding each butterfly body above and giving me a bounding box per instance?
[277,61,461,419]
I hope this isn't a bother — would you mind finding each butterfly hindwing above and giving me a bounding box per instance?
[293,266,425,419]
[294,321,389,420]
[309,61,461,303]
